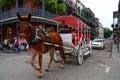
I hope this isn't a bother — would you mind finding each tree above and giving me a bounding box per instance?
[104,27,112,38]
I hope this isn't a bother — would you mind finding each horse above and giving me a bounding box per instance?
[17,13,65,77]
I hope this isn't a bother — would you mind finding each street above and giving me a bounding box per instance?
[0,39,120,80]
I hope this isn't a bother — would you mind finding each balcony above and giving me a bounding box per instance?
[0,8,57,21]
[64,0,77,10]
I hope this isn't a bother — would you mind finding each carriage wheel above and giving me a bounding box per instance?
[54,51,61,62]
[77,48,83,65]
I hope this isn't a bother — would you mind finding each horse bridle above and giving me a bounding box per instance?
[19,22,43,45]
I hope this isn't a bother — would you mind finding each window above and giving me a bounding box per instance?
[77,7,80,14]
[18,0,23,8]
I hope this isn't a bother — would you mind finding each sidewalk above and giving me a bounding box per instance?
[0,50,28,55]
[111,43,120,61]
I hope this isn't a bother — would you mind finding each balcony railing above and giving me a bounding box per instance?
[0,8,57,20]
[65,0,77,9]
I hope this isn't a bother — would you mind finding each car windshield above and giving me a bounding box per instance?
[93,39,103,42]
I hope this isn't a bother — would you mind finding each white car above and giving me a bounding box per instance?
[91,39,105,49]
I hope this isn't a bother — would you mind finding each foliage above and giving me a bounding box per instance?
[45,0,57,12]
[31,0,39,3]
[1,0,66,14]
[57,3,66,15]
[104,27,112,38]
[1,0,15,7]
[45,0,66,14]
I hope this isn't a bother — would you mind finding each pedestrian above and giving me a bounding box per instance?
[114,37,117,44]
[18,38,21,52]
[3,39,9,49]
[14,37,19,52]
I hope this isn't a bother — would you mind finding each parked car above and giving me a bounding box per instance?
[101,38,105,41]
[91,38,105,49]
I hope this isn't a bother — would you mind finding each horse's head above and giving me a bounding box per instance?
[17,13,35,41]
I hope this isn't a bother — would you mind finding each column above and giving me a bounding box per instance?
[42,0,45,16]
[16,0,18,8]
[0,0,2,14]
[56,0,58,15]
[16,22,19,37]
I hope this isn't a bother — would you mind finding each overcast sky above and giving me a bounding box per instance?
[80,0,119,30]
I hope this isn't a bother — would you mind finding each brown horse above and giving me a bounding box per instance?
[17,13,65,77]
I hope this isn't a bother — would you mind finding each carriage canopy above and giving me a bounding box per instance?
[52,16,83,28]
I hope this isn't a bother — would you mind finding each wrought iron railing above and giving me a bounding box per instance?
[0,8,57,20]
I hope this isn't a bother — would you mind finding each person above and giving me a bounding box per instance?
[18,38,21,52]
[37,24,50,42]
[3,39,9,49]
[38,24,44,31]
[14,37,20,52]
[114,37,117,44]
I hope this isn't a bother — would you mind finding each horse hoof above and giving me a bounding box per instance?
[38,76,42,78]
[38,74,42,78]
[61,65,64,69]
[45,68,49,72]
[61,67,64,69]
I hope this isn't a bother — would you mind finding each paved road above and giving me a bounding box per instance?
[0,39,120,80]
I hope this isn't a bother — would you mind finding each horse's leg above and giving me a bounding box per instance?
[30,53,40,71]
[59,47,65,68]
[38,53,42,77]
[45,47,55,71]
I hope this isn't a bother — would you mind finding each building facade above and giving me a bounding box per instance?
[0,0,60,45]
[0,0,101,45]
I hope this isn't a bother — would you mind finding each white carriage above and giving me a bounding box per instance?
[52,16,92,65]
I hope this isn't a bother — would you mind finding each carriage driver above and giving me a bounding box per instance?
[38,24,44,31]
[37,24,50,42]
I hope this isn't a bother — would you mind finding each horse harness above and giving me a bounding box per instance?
[19,22,60,47]
[27,26,51,45]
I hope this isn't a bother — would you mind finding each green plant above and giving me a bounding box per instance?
[57,3,66,15]
[45,0,66,14]
[45,0,57,12]
[104,27,112,38]
[31,0,39,3]
[1,0,15,7]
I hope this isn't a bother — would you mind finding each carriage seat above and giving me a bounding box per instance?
[60,34,75,48]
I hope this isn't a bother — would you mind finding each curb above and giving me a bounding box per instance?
[111,44,120,61]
